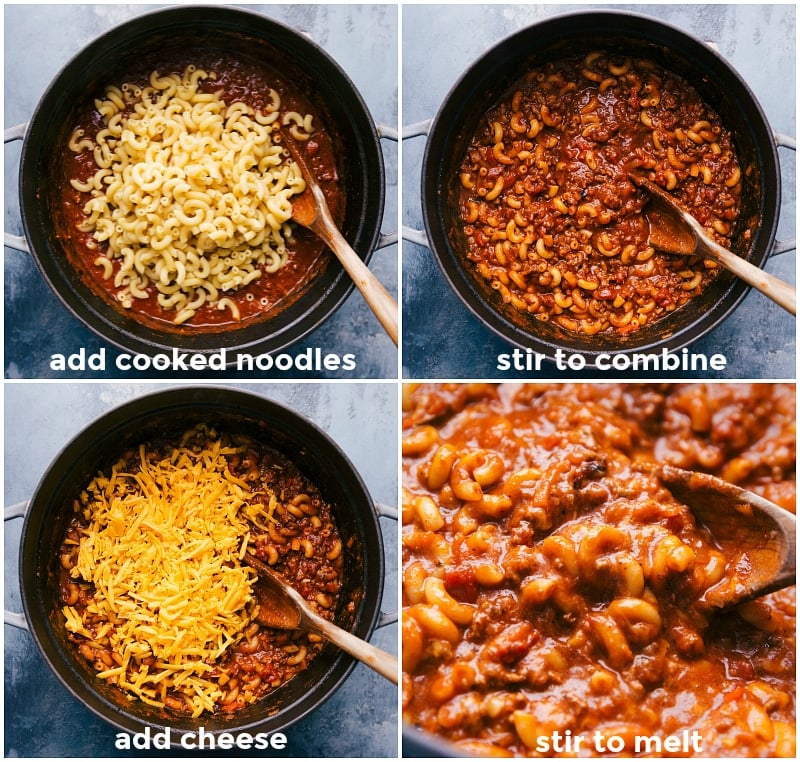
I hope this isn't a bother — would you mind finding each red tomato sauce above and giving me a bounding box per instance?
[56,48,344,333]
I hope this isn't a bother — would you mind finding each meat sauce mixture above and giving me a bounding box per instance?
[457,53,743,336]
[57,49,343,332]
[57,427,343,716]
[402,384,795,756]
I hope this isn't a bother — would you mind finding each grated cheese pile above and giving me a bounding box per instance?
[62,433,269,716]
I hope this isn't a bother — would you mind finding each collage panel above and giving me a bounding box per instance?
[2,2,797,761]
[402,3,795,379]
[4,382,397,757]
[401,382,796,757]
[4,3,398,381]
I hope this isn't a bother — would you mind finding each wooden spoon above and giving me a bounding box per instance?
[283,137,399,344]
[654,464,796,609]
[629,173,796,316]
[244,552,398,684]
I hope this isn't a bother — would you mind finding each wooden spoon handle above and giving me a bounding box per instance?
[285,132,398,343]
[323,223,399,344]
[312,614,399,684]
[702,238,796,316]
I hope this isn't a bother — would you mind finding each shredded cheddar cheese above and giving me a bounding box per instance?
[64,432,265,716]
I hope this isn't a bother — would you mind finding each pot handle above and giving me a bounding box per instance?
[375,502,398,627]
[377,231,398,250]
[4,122,30,253]
[771,133,796,256]
[402,226,430,248]
[4,500,29,630]
[403,119,432,139]
[4,122,26,142]
[376,122,398,142]
[375,502,397,521]
[400,120,434,248]
[373,122,399,249]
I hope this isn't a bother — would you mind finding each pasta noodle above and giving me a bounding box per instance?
[402,383,795,757]
[58,425,344,717]
[457,53,742,336]
[67,66,312,324]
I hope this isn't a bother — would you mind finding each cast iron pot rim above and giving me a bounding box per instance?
[403,722,463,758]
[421,8,782,364]
[17,4,385,359]
[17,384,385,740]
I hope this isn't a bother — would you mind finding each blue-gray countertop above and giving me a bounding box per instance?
[4,3,398,380]
[2,3,797,758]
[402,3,795,379]
[4,382,398,757]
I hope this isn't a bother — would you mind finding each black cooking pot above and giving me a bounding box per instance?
[421,10,790,363]
[11,386,388,740]
[8,5,386,357]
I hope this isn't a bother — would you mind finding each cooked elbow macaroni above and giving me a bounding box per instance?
[457,53,743,336]
[402,383,796,757]
[68,66,311,324]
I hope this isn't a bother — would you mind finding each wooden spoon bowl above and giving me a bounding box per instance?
[630,173,796,316]
[654,464,796,609]
[245,552,398,684]
[285,135,399,344]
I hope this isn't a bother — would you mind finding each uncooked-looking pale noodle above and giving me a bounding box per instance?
[68,65,314,324]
